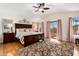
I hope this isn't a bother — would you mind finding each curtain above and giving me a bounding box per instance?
[77,26,79,33]
[41,22,44,32]
[44,21,47,38]
[37,23,40,32]
[32,22,38,32]
[46,21,51,38]
[37,22,44,32]
[67,17,74,42]
[32,22,44,32]
[57,20,62,40]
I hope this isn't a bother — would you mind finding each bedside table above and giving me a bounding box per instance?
[3,33,15,43]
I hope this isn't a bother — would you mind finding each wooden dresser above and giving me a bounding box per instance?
[3,33,14,43]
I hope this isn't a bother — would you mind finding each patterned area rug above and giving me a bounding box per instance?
[17,40,74,56]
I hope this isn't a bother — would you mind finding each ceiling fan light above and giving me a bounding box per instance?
[42,10,44,13]
[39,8,43,11]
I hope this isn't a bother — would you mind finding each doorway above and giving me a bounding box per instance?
[73,17,79,44]
[50,21,57,39]
[73,17,79,35]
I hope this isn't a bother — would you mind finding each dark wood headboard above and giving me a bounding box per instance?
[15,23,32,28]
[15,23,32,34]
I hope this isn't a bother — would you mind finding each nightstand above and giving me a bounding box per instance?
[75,38,79,45]
[3,33,15,43]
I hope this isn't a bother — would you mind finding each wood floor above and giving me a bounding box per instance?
[0,41,79,56]
[74,45,79,56]
[0,42,24,56]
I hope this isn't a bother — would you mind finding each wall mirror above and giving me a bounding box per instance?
[2,19,13,33]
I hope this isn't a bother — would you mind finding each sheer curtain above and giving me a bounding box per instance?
[41,22,44,32]
[37,23,40,32]
[37,22,44,32]
[57,20,62,40]
[46,21,51,38]
[78,26,79,33]
[32,21,44,32]
[44,21,47,38]
[67,17,74,42]
[32,22,38,32]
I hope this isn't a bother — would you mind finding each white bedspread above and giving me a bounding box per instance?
[74,35,79,39]
[16,32,43,44]
[74,34,79,43]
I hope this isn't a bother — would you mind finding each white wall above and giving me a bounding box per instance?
[41,11,79,41]
[0,4,25,43]
[0,13,19,43]
[0,4,43,43]
[0,4,79,43]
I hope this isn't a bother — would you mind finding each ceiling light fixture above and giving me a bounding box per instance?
[33,3,50,13]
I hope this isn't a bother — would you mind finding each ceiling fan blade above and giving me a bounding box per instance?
[43,3,45,6]
[35,9,39,12]
[33,6,39,8]
[41,3,45,6]
[43,7,50,10]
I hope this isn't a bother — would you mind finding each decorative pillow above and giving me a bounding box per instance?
[24,28,26,32]
[16,29,19,33]
[19,29,24,32]
[16,28,33,32]
[26,29,30,32]
[29,29,33,32]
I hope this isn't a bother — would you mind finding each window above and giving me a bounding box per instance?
[50,21,57,39]
[73,17,79,35]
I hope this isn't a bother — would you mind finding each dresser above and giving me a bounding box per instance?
[3,33,15,43]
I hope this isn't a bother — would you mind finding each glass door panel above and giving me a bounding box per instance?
[73,17,79,35]
[50,21,57,39]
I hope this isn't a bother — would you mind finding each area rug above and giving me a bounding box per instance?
[17,40,74,56]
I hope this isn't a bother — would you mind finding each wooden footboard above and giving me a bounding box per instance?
[24,33,44,47]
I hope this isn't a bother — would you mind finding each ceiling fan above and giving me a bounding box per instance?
[33,3,50,13]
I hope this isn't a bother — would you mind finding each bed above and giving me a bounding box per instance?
[15,23,44,47]
[74,34,79,45]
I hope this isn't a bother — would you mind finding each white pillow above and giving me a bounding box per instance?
[16,29,26,38]
[17,29,30,32]
[16,29,21,38]
[16,28,33,33]
[19,29,24,32]
[16,29,20,33]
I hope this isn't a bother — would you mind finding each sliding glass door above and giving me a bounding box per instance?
[50,21,57,39]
